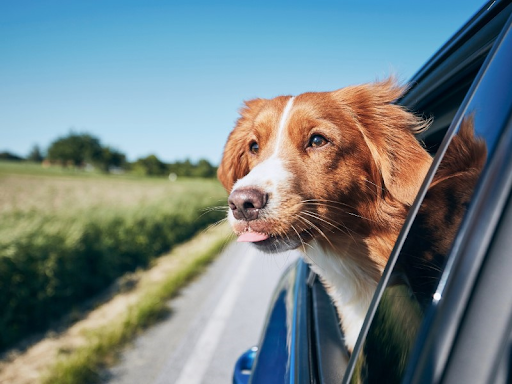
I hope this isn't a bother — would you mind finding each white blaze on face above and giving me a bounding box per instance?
[273,97,295,157]
[229,97,295,222]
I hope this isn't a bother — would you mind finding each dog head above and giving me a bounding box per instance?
[218,78,432,254]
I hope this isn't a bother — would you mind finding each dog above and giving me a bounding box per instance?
[217,78,432,351]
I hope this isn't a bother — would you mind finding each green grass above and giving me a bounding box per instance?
[0,161,228,350]
[42,226,231,384]
[0,160,107,177]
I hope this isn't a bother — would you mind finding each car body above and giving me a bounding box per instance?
[234,1,512,383]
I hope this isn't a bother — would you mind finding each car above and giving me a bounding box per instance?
[233,1,512,383]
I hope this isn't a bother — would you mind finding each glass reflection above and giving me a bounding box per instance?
[350,116,487,383]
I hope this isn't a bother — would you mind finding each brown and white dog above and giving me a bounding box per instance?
[217,78,432,351]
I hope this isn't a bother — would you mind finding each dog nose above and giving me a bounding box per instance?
[228,187,268,221]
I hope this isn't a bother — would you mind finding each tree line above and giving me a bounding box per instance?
[1,132,217,178]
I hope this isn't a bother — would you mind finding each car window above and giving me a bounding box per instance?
[343,4,512,383]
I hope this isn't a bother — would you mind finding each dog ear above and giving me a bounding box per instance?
[378,123,432,205]
[217,130,249,192]
[217,98,266,192]
[335,78,432,205]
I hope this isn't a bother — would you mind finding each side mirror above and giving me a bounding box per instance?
[233,346,258,384]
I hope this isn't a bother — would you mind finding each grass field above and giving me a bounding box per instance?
[0,161,228,351]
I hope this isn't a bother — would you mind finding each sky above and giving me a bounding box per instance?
[1,0,487,165]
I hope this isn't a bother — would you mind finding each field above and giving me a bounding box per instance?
[0,161,227,351]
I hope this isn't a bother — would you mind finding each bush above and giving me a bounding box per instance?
[0,180,226,351]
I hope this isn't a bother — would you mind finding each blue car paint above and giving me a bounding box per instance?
[233,259,313,384]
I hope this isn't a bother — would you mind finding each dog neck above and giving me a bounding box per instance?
[303,227,398,351]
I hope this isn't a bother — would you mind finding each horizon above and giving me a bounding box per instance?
[1,0,486,165]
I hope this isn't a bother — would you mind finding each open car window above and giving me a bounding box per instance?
[343,3,512,384]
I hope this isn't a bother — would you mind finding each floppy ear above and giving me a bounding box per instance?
[217,98,266,192]
[217,129,249,192]
[336,78,432,205]
[377,124,433,205]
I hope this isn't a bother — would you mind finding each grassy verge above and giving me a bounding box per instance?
[42,223,232,384]
[0,170,226,350]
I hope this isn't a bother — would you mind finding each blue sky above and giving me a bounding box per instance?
[1,0,486,164]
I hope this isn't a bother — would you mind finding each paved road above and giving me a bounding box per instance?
[104,242,299,384]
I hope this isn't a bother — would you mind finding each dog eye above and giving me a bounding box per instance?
[249,141,259,154]
[308,134,328,148]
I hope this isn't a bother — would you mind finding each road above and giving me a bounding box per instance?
[104,242,299,384]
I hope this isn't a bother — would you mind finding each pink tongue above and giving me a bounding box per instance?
[237,232,269,243]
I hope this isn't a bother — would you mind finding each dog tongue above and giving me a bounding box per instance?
[237,232,269,243]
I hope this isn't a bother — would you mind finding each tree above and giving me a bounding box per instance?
[133,154,168,176]
[193,159,216,178]
[47,133,103,167]
[27,145,44,162]
[177,159,193,177]
[0,151,23,161]
[167,158,217,178]
[100,147,127,172]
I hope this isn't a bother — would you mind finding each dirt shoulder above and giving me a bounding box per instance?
[0,223,232,384]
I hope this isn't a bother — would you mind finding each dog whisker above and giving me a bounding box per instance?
[291,221,319,265]
[300,210,340,231]
[297,214,335,249]
[343,211,377,223]
[297,216,344,239]
[290,224,308,254]
[198,206,230,221]
[301,201,378,223]
[362,178,386,191]
[301,210,359,245]
[361,182,380,197]
[202,217,229,235]
[301,199,359,211]
[224,231,237,249]
[278,226,293,248]
[200,205,230,212]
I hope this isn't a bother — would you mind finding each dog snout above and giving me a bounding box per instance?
[228,187,268,221]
